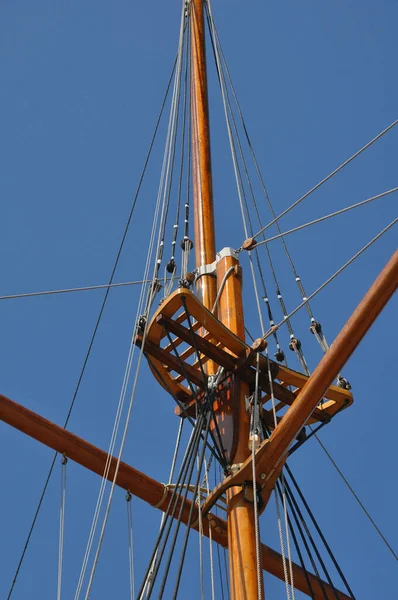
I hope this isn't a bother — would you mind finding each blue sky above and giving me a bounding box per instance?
[0,1,397,599]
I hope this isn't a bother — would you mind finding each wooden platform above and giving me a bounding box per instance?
[135,289,353,428]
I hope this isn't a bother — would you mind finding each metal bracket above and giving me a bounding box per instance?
[216,247,238,262]
[196,247,239,281]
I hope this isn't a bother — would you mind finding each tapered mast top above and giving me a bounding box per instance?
[190,0,217,311]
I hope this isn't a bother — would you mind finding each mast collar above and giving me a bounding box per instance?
[196,247,239,281]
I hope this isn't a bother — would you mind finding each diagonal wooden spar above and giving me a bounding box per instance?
[0,392,350,599]
[259,248,398,485]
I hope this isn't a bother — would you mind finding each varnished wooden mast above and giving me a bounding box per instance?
[190,0,217,314]
[189,1,264,596]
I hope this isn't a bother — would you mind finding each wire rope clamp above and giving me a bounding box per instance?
[241,237,257,251]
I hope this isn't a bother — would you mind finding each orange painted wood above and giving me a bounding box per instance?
[261,250,398,484]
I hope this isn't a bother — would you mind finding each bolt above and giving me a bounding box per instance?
[260,473,266,480]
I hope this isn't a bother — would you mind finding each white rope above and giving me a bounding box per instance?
[203,456,216,600]
[197,454,205,600]
[143,420,185,598]
[280,473,296,599]
[126,492,135,600]
[275,491,292,600]
[265,352,295,598]
[57,455,67,600]
[252,187,398,249]
[74,56,182,600]
[74,6,190,598]
[251,353,263,600]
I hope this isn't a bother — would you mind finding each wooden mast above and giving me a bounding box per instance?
[190,0,217,314]
[190,1,264,596]
[0,1,396,595]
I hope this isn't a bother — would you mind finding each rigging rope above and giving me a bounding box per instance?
[311,432,398,562]
[166,13,191,293]
[251,353,263,599]
[262,218,397,340]
[251,187,398,249]
[171,412,212,599]
[252,118,398,239]
[138,422,202,599]
[57,455,67,600]
[141,408,210,598]
[205,5,320,372]
[0,279,174,302]
[6,50,179,600]
[126,492,135,600]
[143,420,184,598]
[81,55,188,600]
[76,17,191,595]
[284,464,356,599]
[203,455,216,600]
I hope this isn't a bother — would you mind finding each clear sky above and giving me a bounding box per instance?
[0,1,397,599]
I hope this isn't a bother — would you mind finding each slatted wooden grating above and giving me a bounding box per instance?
[135,289,353,427]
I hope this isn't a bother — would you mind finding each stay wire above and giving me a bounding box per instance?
[77,126,176,598]
[156,409,211,599]
[162,327,228,469]
[154,20,187,285]
[262,423,335,599]
[262,219,397,340]
[253,118,398,239]
[285,464,356,599]
[252,353,263,599]
[253,187,398,248]
[311,433,398,562]
[274,479,316,600]
[181,297,229,468]
[171,411,213,600]
[138,411,206,599]
[147,407,209,598]
[159,20,186,253]
[146,421,203,595]
[0,279,172,302]
[283,478,339,598]
[57,455,68,600]
[169,16,190,265]
[79,16,190,593]
[203,455,216,600]
[142,420,184,598]
[146,354,224,466]
[209,22,282,350]
[126,492,135,600]
[208,17,317,327]
[214,463,227,600]
[206,15,306,359]
[6,49,179,600]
